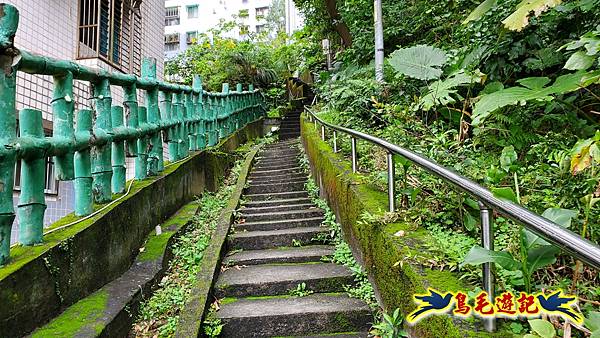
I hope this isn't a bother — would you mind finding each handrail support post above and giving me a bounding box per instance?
[479,202,496,332]
[333,130,337,153]
[321,125,325,141]
[387,152,395,212]
[351,137,358,173]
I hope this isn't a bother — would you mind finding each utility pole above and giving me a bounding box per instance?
[374,0,384,82]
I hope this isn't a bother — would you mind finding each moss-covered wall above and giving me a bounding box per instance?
[301,117,507,338]
[0,119,264,337]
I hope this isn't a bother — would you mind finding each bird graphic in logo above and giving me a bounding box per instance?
[407,288,454,323]
[536,290,583,324]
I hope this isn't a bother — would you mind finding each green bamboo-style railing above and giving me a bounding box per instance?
[0,4,266,265]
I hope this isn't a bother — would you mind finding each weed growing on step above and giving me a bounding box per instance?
[291,239,302,247]
[296,146,377,308]
[288,282,314,297]
[131,159,244,337]
[370,308,408,338]
[203,302,224,338]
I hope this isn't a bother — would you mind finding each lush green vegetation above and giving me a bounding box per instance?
[290,0,600,336]
[160,0,599,335]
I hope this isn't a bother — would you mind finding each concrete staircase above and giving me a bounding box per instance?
[279,108,302,140]
[214,139,372,337]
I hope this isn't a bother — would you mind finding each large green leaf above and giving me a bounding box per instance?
[492,187,518,203]
[528,319,556,338]
[502,0,562,32]
[527,245,559,272]
[418,70,484,110]
[564,51,596,70]
[462,246,521,270]
[472,71,591,126]
[585,311,600,332]
[463,0,497,24]
[500,146,517,172]
[523,208,576,248]
[388,45,447,80]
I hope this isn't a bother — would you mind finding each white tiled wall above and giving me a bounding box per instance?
[5,0,166,241]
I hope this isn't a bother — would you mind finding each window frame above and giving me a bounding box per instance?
[165,6,180,26]
[187,5,199,19]
[77,0,142,74]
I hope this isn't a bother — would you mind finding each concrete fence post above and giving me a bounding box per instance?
[17,109,46,245]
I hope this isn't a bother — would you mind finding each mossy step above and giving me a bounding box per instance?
[244,190,309,201]
[245,180,307,194]
[250,166,304,176]
[290,333,368,338]
[239,209,324,224]
[215,262,353,297]
[255,153,299,161]
[248,175,308,185]
[242,197,313,208]
[29,200,200,338]
[229,226,327,250]
[224,245,334,265]
[216,293,371,337]
[239,202,316,214]
[254,162,301,171]
[248,172,307,182]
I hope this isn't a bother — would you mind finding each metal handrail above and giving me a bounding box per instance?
[305,106,600,332]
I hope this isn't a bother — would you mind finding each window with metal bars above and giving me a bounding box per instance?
[77,0,143,74]
[165,6,180,26]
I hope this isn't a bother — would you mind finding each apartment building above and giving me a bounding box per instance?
[4,0,165,243]
[164,0,304,58]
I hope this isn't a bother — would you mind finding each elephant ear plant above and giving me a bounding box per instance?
[462,146,578,293]
[462,206,577,294]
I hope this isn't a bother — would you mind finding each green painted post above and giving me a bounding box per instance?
[206,96,216,146]
[142,58,162,175]
[184,91,195,151]
[0,3,19,264]
[160,91,178,162]
[17,109,46,245]
[235,84,243,130]
[220,83,229,138]
[74,109,93,216]
[193,76,205,150]
[174,92,187,159]
[52,71,75,180]
[136,107,148,180]
[91,78,113,203]
[123,83,138,160]
[111,106,126,193]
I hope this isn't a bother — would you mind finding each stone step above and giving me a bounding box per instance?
[257,150,299,158]
[224,245,334,265]
[298,333,369,338]
[255,153,299,162]
[249,170,307,180]
[236,216,323,231]
[248,175,307,185]
[244,190,309,201]
[254,162,300,171]
[229,226,327,250]
[245,180,306,194]
[280,132,301,138]
[215,263,353,297]
[250,166,304,177]
[242,197,313,208]
[239,202,316,214]
[217,294,372,337]
[239,209,324,223]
